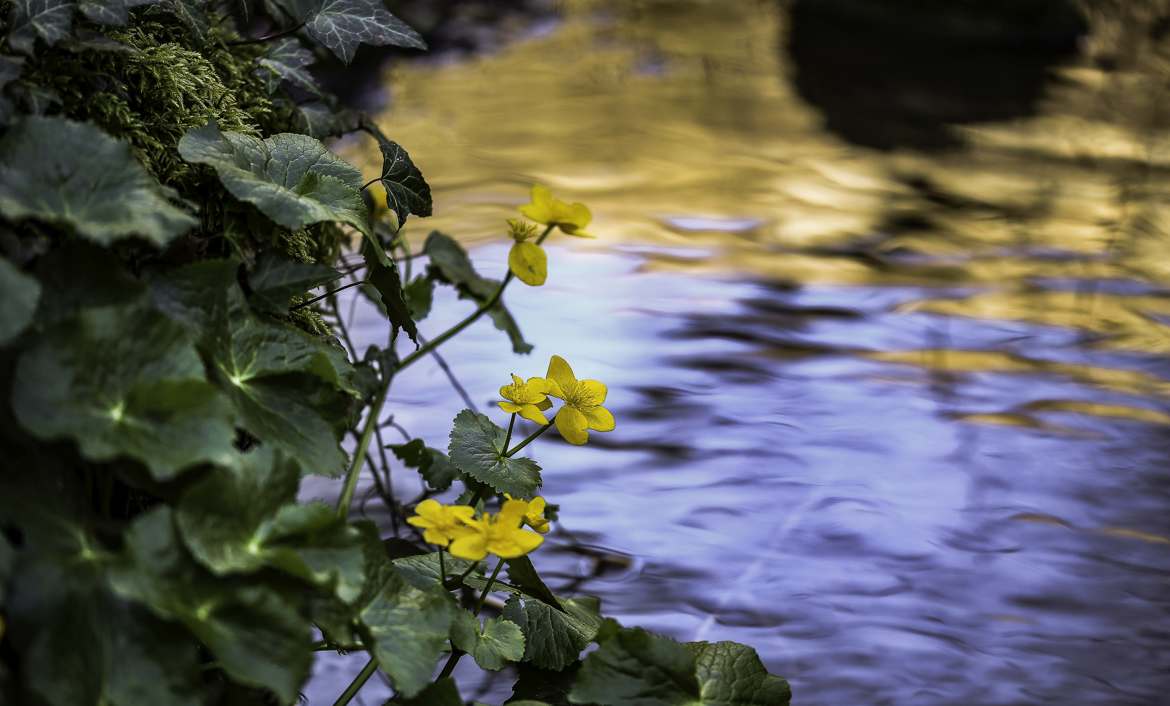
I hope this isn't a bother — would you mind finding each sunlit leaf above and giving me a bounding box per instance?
[11,302,237,480]
[0,117,197,245]
[451,612,525,671]
[178,121,370,236]
[0,257,40,344]
[376,137,431,229]
[449,409,542,499]
[304,0,426,64]
[504,595,602,672]
[425,231,533,354]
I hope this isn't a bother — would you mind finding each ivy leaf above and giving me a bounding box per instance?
[203,292,355,476]
[7,0,74,54]
[390,439,459,491]
[449,410,542,499]
[111,508,312,704]
[304,0,426,64]
[160,0,209,40]
[295,100,361,139]
[178,121,370,237]
[0,257,40,344]
[451,613,525,671]
[175,448,367,603]
[364,244,418,343]
[568,622,791,706]
[258,37,322,96]
[403,275,433,320]
[424,231,533,354]
[358,566,455,697]
[0,117,197,245]
[246,252,339,313]
[505,595,602,672]
[376,137,431,229]
[11,302,237,480]
[78,0,160,26]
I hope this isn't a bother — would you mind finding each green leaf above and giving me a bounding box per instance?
[304,0,426,64]
[78,0,159,25]
[0,257,40,344]
[11,302,237,480]
[160,0,209,40]
[568,623,791,706]
[504,595,602,672]
[34,241,144,325]
[148,258,239,331]
[176,447,366,602]
[449,409,542,499]
[425,231,533,354]
[112,508,313,704]
[390,439,459,491]
[403,274,434,320]
[296,100,361,139]
[0,117,197,245]
[247,252,339,313]
[364,245,418,343]
[376,137,431,229]
[387,677,463,706]
[451,613,525,671]
[506,555,562,610]
[178,121,370,236]
[7,0,74,54]
[203,289,356,475]
[358,566,455,697]
[511,663,579,706]
[259,36,322,96]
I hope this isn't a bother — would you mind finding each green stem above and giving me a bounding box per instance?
[437,559,505,680]
[228,20,306,46]
[503,413,516,449]
[396,224,553,374]
[291,279,366,311]
[331,658,378,706]
[439,547,447,587]
[336,380,390,519]
[361,176,380,191]
[505,415,555,457]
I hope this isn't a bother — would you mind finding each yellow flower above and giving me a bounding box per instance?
[407,499,475,547]
[448,499,545,560]
[505,494,551,534]
[499,374,553,425]
[507,218,539,242]
[544,355,615,445]
[519,185,594,237]
[509,241,547,286]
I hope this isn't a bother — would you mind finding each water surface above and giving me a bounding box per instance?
[309,2,1170,703]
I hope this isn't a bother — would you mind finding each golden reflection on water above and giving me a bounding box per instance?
[348,0,1170,420]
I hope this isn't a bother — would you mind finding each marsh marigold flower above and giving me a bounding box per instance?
[499,374,553,425]
[505,493,551,534]
[519,185,594,237]
[448,499,544,560]
[506,218,548,286]
[545,355,615,445]
[407,499,475,547]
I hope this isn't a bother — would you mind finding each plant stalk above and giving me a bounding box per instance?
[436,559,505,680]
[331,657,377,706]
[506,415,555,457]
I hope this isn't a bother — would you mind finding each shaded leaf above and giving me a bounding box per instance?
[506,555,562,610]
[387,677,462,706]
[504,595,602,672]
[403,274,433,320]
[425,231,533,354]
[305,0,426,64]
[0,257,40,344]
[511,663,580,706]
[247,252,339,313]
[178,121,370,236]
[7,0,74,54]
[0,117,197,245]
[148,258,239,331]
[376,137,431,229]
[390,439,459,491]
[78,0,159,25]
[258,36,321,96]
[688,641,792,706]
[112,508,312,704]
[11,302,236,480]
[364,244,418,342]
[296,100,361,139]
[449,409,542,499]
[451,612,525,671]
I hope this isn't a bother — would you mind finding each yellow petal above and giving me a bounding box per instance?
[499,401,523,414]
[546,355,576,395]
[519,184,555,224]
[529,497,546,516]
[511,373,524,386]
[490,528,545,558]
[559,227,596,239]
[449,534,488,561]
[517,404,549,426]
[563,202,591,230]
[536,398,552,411]
[555,406,589,445]
[582,405,615,432]
[527,377,552,394]
[576,379,607,406]
[499,499,529,526]
[449,506,476,522]
[509,242,547,286]
[422,527,450,546]
[414,499,442,520]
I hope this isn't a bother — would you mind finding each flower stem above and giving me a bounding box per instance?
[437,558,505,680]
[503,413,516,449]
[439,547,447,586]
[505,414,555,457]
[336,379,390,519]
[331,657,377,706]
